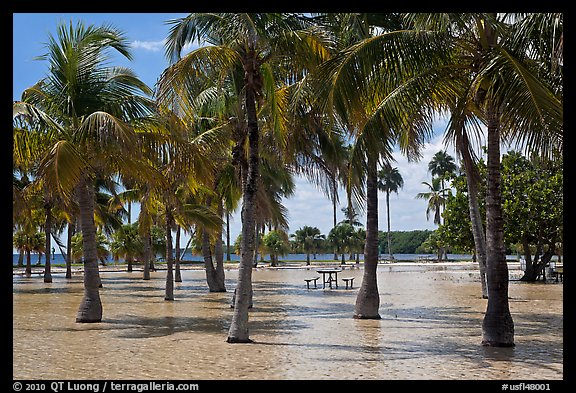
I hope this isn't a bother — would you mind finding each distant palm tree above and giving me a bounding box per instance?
[327,223,355,266]
[427,151,456,260]
[428,150,457,193]
[109,222,144,272]
[416,177,450,227]
[377,164,403,260]
[291,226,324,266]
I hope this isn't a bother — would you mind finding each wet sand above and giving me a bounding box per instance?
[13,264,563,380]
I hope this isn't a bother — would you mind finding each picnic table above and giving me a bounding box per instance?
[316,268,342,289]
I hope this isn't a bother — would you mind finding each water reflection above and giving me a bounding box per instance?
[13,268,562,380]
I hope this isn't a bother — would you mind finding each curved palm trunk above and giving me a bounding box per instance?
[227,84,259,343]
[43,202,53,283]
[460,145,488,298]
[76,176,103,323]
[202,198,226,292]
[354,154,381,319]
[202,228,225,292]
[481,107,514,346]
[467,172,488,298]
[165,208,175,301]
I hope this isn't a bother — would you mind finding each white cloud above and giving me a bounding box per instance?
[131,39,201,55]
[131,40,165,52]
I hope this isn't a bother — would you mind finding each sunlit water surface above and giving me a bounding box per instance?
[13,266,563,380]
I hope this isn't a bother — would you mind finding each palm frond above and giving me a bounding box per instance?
[36,140,89,201]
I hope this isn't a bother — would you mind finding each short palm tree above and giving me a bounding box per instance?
[13,20,156,322]
[109,222,144,271]
[291,226,324,266]
[327,223,355,266]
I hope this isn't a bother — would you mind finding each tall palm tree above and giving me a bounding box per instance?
[377,164,403,260]
[13,20,156,322]
[162,13,332,343]
[406,13,562,346]
[304,12,447,319]
[427,150,456,260]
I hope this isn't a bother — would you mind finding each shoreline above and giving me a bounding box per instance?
[12,259,524,276]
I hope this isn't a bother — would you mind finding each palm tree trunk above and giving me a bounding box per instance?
[25,250,32,277]
[43,201,53,283]
[66,220,75,279]
[226,211,231,261]
[481,105,514,346]
[227,82,258,343]
[386,191,393,259]
[175,225,182,282]
[332,175,339,261]
[459,135,488,298]
[354,153,381,319]
[214,201,226,290]
[201,197,226,292]
[143,230,151,280]
[253,223,260,267]
[76,176,103,323]
[165,208,175,301]
[202,227,224,292]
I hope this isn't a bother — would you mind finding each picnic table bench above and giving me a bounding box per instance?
[341,277,355,289]
[304,277,320,289]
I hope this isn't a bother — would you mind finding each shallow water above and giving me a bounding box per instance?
[13,266,563,380]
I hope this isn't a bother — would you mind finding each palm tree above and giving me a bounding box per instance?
[406,13,562,346]
[109,222,144,271]
[327,223,355,266]
[291,226,324,266]
[162,13,332,343]
[304,13,448,319]
[13,229,44,277]
[377,164,403,260]
[13,20,156,322]
[427,150,457,261]
[262,230,290,266]
[416,177,450,228]
[428,150,457,194]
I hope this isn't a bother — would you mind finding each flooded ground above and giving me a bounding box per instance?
[13,264,563,380]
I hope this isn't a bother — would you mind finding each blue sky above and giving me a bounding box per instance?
[13,13,462,249]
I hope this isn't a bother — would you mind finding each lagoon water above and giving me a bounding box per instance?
[13,266,562,380]
[12,252,524,265]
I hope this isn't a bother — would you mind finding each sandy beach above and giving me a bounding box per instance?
[13,261,561,380]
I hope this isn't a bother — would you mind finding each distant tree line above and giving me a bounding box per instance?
[378,230,432,254]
